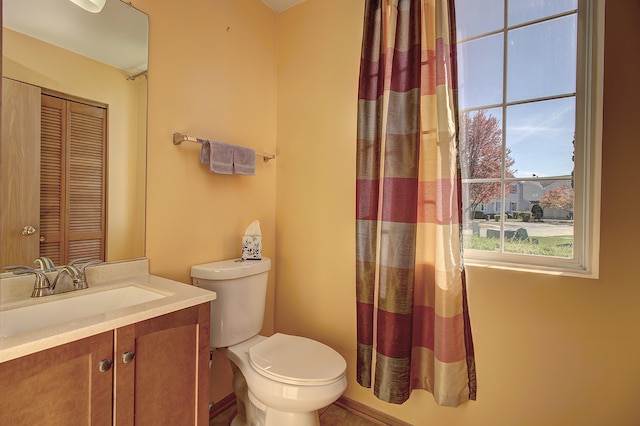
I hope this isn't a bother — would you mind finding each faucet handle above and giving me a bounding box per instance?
[68,258,100,267]
[5,265,37,274]
[5,265,52,297]
[69,258,102,273]
[33,257,56,272]
[68,257,91,266]
[67,258,102,290]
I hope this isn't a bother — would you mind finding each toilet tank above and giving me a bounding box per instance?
[191,257,271,348]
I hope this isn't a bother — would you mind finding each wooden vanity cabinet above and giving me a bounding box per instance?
[0,303,211,426]
[0,331,114,426]
[114,303,211,426]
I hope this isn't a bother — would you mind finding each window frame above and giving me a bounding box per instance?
[458,0,604,278]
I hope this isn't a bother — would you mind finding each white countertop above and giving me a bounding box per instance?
[0,259,216,363]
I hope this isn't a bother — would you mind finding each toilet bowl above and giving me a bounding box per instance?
[191,258,347,426]
[223,334,347,425]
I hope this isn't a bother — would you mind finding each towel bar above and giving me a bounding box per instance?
[173,132,275,162]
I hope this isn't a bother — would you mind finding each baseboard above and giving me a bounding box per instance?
[334,396,413,426]
[209,393,236,420]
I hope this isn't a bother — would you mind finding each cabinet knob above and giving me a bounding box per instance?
[122,351,136,364]
[98,359,113,372]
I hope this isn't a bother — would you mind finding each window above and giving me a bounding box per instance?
[455,0,603,277]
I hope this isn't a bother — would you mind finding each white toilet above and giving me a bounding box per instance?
[191,257,347,426]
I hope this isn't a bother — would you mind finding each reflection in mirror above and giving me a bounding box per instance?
[1,0,148,270]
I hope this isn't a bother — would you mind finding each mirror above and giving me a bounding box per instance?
[1,0,148,269]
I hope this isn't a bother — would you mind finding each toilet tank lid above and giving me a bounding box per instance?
[191,257,271,280]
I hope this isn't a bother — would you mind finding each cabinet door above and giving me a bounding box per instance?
[0,77,41,270]
[0,331,114,426]
[114,303,211,426]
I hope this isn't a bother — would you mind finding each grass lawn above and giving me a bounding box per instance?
[464,235,573,258]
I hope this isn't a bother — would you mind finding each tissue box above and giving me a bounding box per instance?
[242,235,262,260]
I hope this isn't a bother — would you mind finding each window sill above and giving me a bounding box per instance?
[464,258,599,279]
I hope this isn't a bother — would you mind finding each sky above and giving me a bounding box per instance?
[455,0,578,178]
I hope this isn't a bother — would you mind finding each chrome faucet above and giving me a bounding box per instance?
[5,265,53,297]
[5,257,102,297]
[33,256,56,272]
[65,258,102,290]
[52,265,83,291]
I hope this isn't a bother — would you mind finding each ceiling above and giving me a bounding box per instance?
[3,0,148,74]
[262,0,307,13]
[2,0,305,75]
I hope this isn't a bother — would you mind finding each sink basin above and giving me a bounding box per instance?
[0,285,167,338]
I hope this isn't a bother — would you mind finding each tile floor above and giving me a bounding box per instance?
[210,402,381,425]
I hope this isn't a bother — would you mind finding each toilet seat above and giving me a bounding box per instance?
[249,333,346,386]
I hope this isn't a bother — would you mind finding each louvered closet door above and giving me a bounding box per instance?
[40,93,106,264]
[40,95,66,264]
[67,101,106,261]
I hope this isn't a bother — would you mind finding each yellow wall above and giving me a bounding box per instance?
[133,0,278,401]
[6,0,639,423]
[2,29,145,261]
[132,0,639,423]
[275,0,640,425]
[275,0,362,390]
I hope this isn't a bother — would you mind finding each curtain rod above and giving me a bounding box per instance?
[172,132,275,162]
[126,70,148,81]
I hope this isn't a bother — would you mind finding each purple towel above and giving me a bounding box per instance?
[210,141,234,174]
[233,146,256,176]
[199,139,210,164]
[199,139,233,174]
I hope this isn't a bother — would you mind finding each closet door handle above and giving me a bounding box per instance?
[122,351,136,364]
[21,225,36,236]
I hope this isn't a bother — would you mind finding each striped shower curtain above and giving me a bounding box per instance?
[355,0,476,406]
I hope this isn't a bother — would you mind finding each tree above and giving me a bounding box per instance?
[459,110,516,217]
[541,183,574,211]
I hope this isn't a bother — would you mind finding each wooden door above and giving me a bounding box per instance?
[0,78,41,270]
[114,304,211,426]
[39,94,66,263]
[0,332,114,426]
[40,92,106,264]
[67,100,106,260]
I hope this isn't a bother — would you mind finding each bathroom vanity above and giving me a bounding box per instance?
[0,259,216,425]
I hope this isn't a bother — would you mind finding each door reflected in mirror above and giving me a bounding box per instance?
[1,0,148,269]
